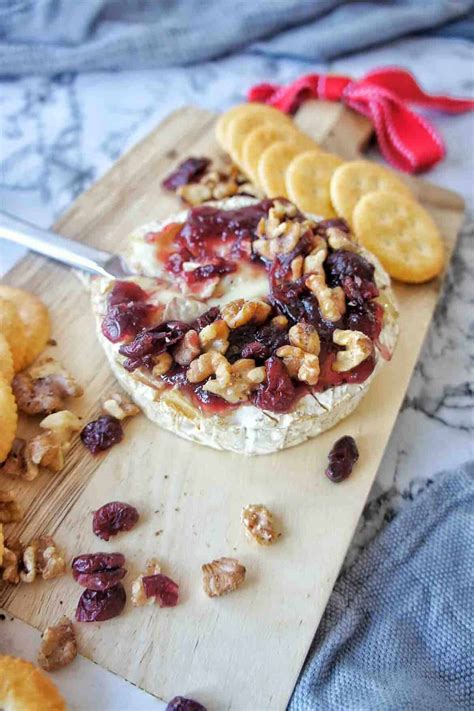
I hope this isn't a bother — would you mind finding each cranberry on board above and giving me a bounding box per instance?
[166,697,206,711]
[325,436,359,483]
[75,584,126,622]
[72,552,126,591]
[161,157,211,191]
[80,416,124,454]
[93,501,139,541]
[142,573,179,607]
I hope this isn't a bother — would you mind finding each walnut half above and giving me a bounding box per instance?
[332,329,373,372]
[202,557,246,597]
[38,616,77,672]
[20,535,66,583]
[0,490,22,523]
[13,356,83,415]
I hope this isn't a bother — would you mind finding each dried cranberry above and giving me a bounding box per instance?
[345,302,383,340]
[192,307,220,332]
[325,250,375,287]
[108,281,147,306]
[118,321,189,371]
[166,697,206,711]
[162,157,211,191]
[269,279,307,323]
[241,341,269,360]
[325,435,359,482]
[75,583,126,622]
[101,302,154,343]
[80,416,123,454]
[142,573,179,607]
[188,259,236,282]
[72,553,125,575]
[72,552,126,592]
[93,501,139,541]
[342,275,379,304]
[253,356,297,413]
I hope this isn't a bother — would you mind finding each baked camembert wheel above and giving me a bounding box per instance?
[90,196,398,455]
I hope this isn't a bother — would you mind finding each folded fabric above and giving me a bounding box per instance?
[0,0,473,76]
[290,461,474,711]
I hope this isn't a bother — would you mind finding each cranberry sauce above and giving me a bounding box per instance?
[101,280,155,344]
[155,200,275,285]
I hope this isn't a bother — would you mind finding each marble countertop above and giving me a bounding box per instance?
[0,35,473,710]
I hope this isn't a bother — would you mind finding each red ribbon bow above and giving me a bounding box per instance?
[248,67,474,173]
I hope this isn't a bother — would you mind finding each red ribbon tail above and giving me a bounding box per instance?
[362,67,474,113]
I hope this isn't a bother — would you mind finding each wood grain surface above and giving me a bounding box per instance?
[0,102,465,710]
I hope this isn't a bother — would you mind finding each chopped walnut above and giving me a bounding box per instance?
[289,322,320,355]
[172,329,201,365]
[276,346,320,385]
[12,356,83,415]
[199,319,229,354]
[272,315,288,329]
[305,274,346,322]
[38,616,77,672]
[332,329,373,372]
[327,226,358,251]
[253,201,314,260]
[152,352,173,377]
[187,351,231,385]
[291,255,304,280]
[20,535,66,583]
[177,182,213,205]
[202,557,246,597]
[303,240,328,275]
[102,393,140,420]
[1,539,23,584]
[221,298,271,329]
[241,504,277,545]
[0,490,22,523]
[204,358,265,404]
[26,431,64,475]
[0,438,31,479]
[131,558,161,607]
[40,410,81,445]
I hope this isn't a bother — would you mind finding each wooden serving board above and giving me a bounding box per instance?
[0,102,465,710]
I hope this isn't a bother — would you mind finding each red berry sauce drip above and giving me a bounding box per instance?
[325,435,359,482]
[101,280,153,343]
[92,501,139,541]
[80,416,124,454]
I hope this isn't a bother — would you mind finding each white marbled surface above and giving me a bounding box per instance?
[0,35,473,710]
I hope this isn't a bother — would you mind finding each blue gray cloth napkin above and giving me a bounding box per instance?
[1,0,473,76]
[290,461,474,710]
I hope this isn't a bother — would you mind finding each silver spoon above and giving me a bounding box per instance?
[0,210,132,279]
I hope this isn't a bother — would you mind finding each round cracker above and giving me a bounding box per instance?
[0,333,14,383]
[242,125,316,186]
[226,111,293,170]
[216,103,292,150]
[0,298,26,372]
[286,150,344,217]
[0,655,67,710]
[258,141,303,198]
[0,378,17,463]
[330,159,413,226]
[0,286,51,369]
[353,190,444,283]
